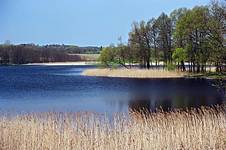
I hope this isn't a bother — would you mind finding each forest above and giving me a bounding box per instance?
[99,1,226,72]
[0,44,100,64]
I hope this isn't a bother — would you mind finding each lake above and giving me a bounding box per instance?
[0,65,224,114]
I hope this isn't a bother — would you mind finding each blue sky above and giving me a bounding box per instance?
[1,0,210,46]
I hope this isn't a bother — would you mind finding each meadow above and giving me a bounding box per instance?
[0,106,225,150]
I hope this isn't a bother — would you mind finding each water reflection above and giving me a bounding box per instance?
[129,96,151,113]
[127,78,224,114]
[128,95,223,115]
[128,96,173,113]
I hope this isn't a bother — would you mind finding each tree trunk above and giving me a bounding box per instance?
[147,60,150,69]
[197,63,200,73]
[181,61,186,72]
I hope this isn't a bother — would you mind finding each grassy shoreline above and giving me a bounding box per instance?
[83,68,187,79]
[187,72,226,80]
[0,106,225,150]
[83,68,226,80]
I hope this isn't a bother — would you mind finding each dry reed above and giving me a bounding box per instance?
[0,107,225,150]
[82,68,187,78]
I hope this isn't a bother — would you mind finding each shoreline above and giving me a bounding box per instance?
[23,61,98,66]
[83,68,226,80]
[82,68,187,79]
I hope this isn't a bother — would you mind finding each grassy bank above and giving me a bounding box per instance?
[187,72,226,80]
[0,107,225,150]
[83,68,187,78]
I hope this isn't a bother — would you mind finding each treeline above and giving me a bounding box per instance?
[100,0,226,72]
[0,44,100,64]
[45,45,100,54]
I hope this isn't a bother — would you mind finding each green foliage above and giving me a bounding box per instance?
[172,48,187,63]
[99,46,115,67]
[99,1,226,72]
[166,63,176,71]
[174,3,225,72]
[99,45,132,68]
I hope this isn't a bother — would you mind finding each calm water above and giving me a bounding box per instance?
[0,65,224,114]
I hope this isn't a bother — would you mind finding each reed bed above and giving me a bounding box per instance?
[83,68,187,78]
[0,107,225,150]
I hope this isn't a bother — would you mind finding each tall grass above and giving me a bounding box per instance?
[83,68,187,78]
[0,106,225,150]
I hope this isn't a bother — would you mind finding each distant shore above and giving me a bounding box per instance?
[24,61,98,66]
[83,68,187,79]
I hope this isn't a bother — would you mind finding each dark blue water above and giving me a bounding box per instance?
[0,65,224,114]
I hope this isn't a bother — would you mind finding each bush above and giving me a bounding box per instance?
[166,63,176,71]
